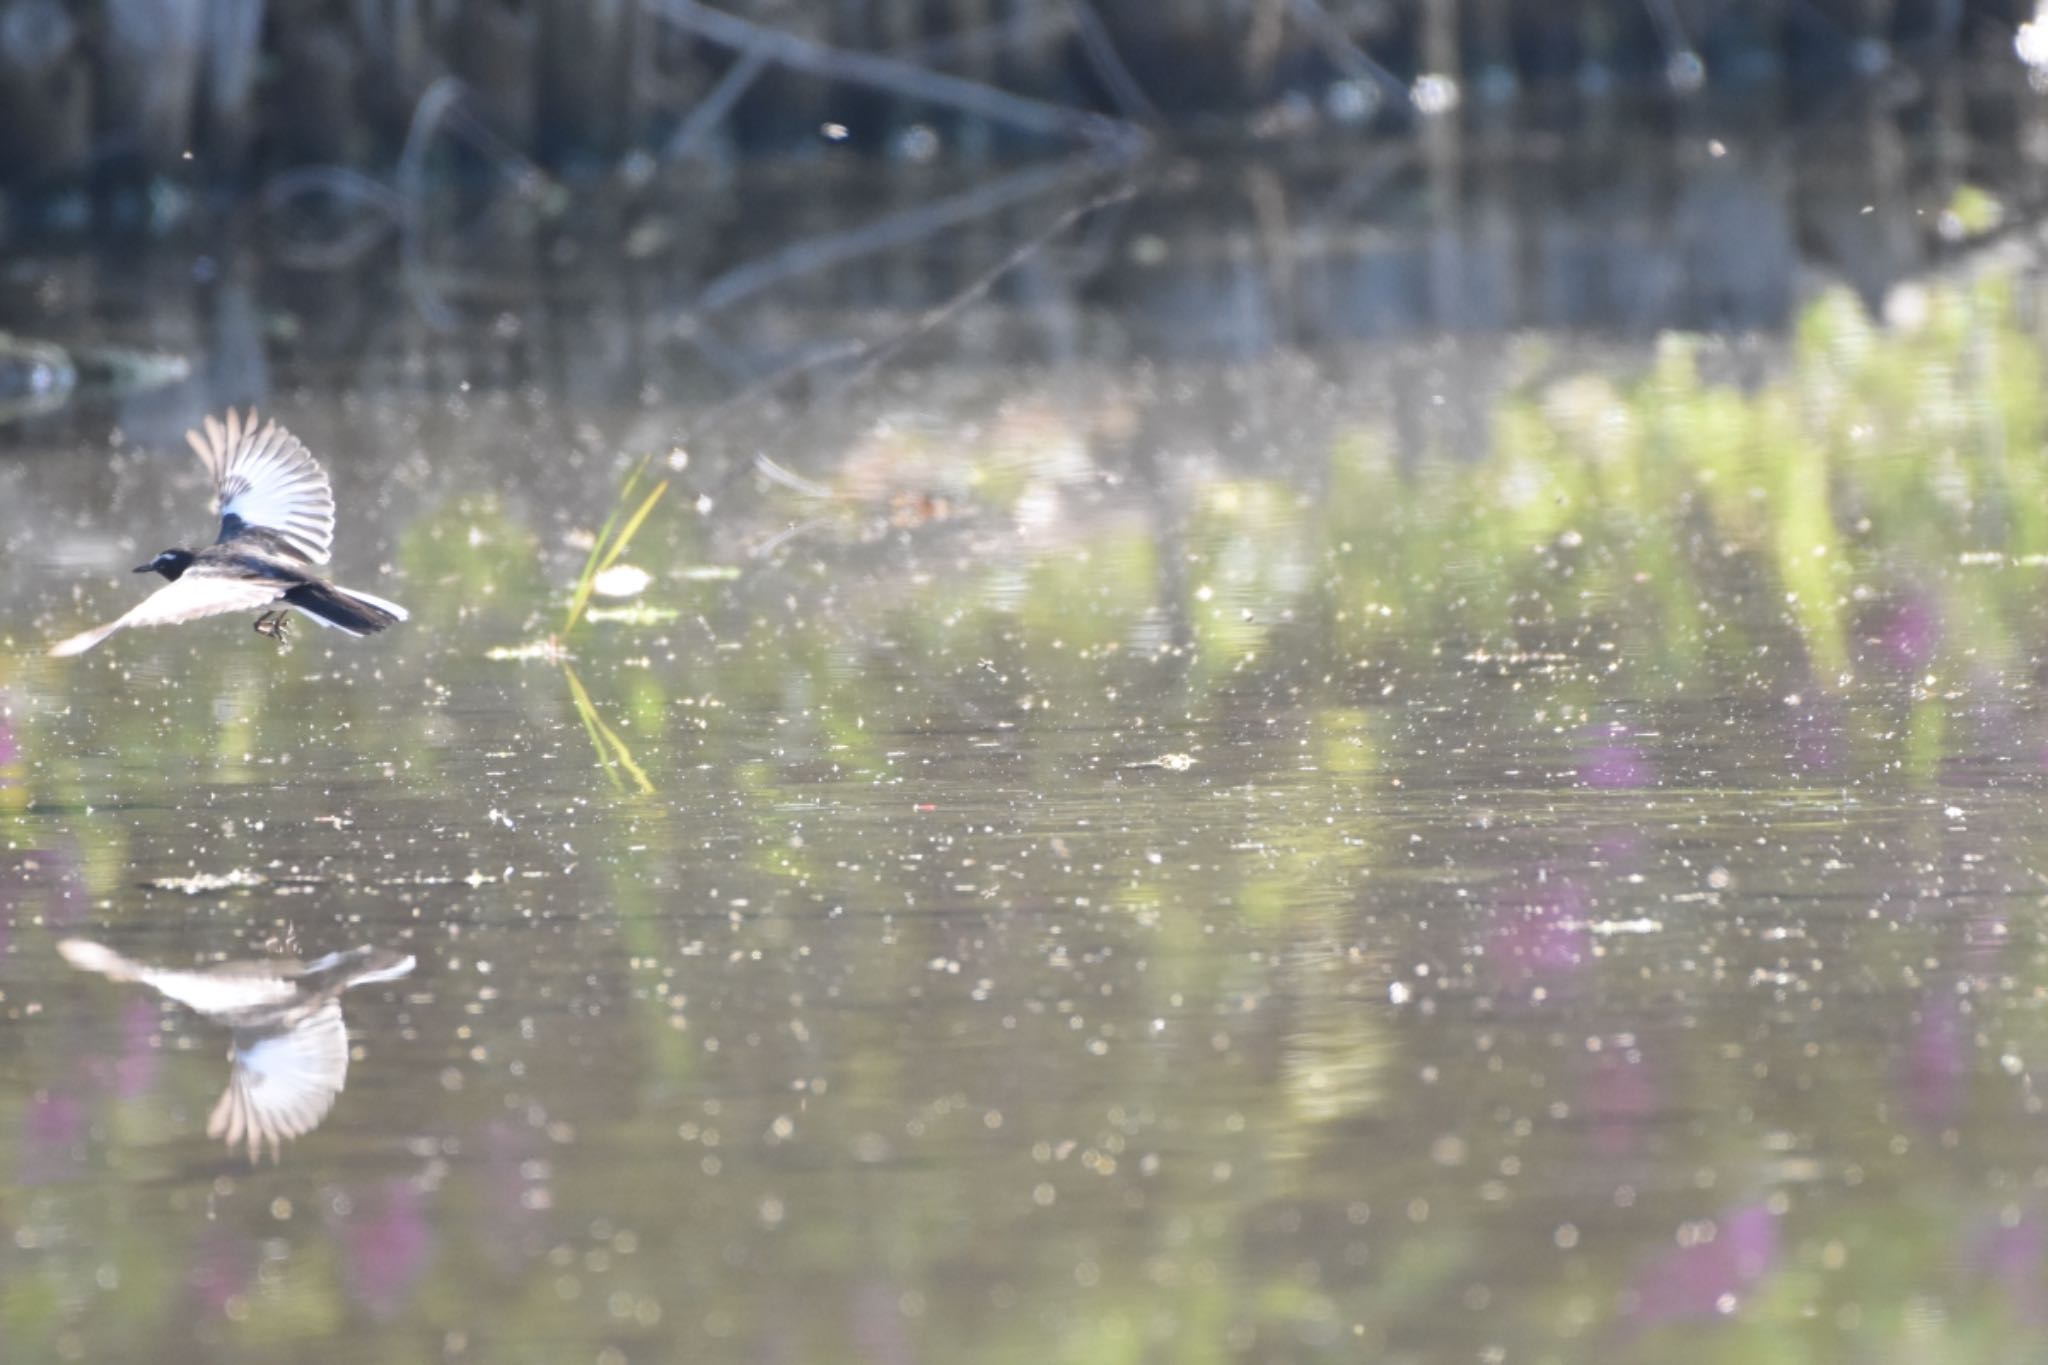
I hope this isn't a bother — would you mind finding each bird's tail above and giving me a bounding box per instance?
[285,581,409,636]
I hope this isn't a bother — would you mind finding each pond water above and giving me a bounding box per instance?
[8,124,2048,1364]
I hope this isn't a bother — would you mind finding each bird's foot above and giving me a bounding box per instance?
[253,611,291,645]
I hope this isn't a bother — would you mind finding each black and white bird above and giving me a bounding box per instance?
[50,409,407,656]
[58,937,416,1163]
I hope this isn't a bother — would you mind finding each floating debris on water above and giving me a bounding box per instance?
[486,639,572,662]
[592,564,653,598]
[1123,753,1196,771]
[149,869,268,894]
[583,603,682,625]
[1586,918,1664,935]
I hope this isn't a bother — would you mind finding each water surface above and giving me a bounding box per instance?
[7,135,2048,1363]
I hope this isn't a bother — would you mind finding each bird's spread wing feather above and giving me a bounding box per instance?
[188,409,336,564]
[47,575,287,656]
[210,999,350,1163]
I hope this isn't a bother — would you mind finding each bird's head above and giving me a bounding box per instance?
[135,549,195,579]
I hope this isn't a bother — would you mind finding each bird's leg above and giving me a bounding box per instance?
[253,611,291,644]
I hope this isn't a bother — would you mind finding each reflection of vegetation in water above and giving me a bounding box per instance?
[398,493,548,634]
[554,455,671,792]
[474,453,673,791]
[562,662,654,795]
[18,272,2048,1361]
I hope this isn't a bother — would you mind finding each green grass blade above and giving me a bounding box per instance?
[598,479,669,579]
[563,454,657,635]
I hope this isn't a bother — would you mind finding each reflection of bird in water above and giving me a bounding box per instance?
[57,938,415,1162]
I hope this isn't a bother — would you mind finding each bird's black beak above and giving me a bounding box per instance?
[132,561,156,573]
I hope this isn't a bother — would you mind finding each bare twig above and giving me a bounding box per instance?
[663,47,769,163]
[686,337,870,439]
[1305,143,1407,227]
[258,166,403,268]
[820,178,1139,399]
[695,155,1101,314]
[690,175,1136,489]
[1286,0,1413,114]
[1639,0,1695,68]
[748,515,832,559]
[752,453,837,499]
[394,78,477,328]
[641,0,1148,154]
[393,76,554,329]
[1068,1,1162,124]
[895,8,1076,69]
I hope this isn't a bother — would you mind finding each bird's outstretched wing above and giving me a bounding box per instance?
[187,409,336,564]
[47,574,287,656]
[209,998,350,1164]
[57,939,303,1012]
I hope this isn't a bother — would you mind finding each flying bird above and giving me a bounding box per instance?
[49,409,407,656]
[58,937,416,1163]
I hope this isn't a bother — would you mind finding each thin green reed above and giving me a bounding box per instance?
[563,454,671,638]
